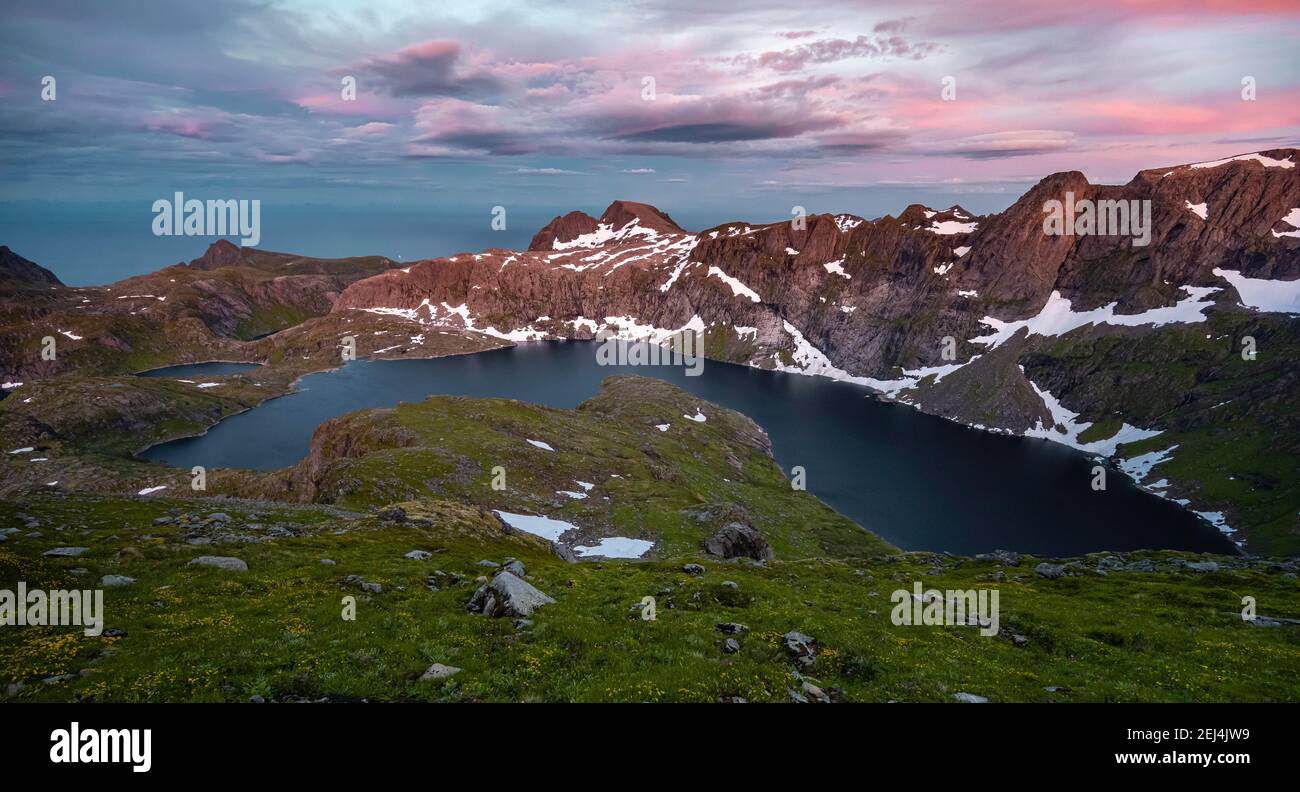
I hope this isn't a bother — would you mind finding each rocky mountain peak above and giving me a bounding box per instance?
[527,210,600,251]
[0,246,63,285]
[597,200,685,235]
[187,239,246,270]
[528,201,685,251]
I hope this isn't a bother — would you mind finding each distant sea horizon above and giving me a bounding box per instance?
[1,191,1021,287]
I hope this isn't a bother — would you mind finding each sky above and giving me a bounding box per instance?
[1,0,1299,281]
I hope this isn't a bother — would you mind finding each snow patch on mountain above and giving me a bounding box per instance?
[1118,445,1178,481]
[927,219,978,235]
[833,215,863,232]
[1023,374,1163,455]
[552,219,663,250]
[1271,207,1300,238]
[1189,152,1295,170]
[1213,268,1300,314]
[707,266,762,302]
[972,286,1220,349]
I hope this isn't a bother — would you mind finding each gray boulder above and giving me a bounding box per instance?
[703,522,774,561]
[43,547,89,557]
[377,506,407,523]
[419,663,462,681]
[404,550,432,560]
[953,692,989,703]
[783,631,817,670]
[467,571,555,617]
[974,549,1021,566]
[188,555,248,572]
[1034,563,1066,579]
[100,575,136,587]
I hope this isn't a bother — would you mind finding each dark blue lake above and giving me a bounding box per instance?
[139,341,1236,556]
[138,362,263,378]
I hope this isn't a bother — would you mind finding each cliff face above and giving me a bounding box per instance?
[334,150,1299,379]
[329,150,1300,551]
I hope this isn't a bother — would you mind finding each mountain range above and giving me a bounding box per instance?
[1,150,1297,553]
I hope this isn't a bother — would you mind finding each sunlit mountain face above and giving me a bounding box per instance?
[2,0,1298,280]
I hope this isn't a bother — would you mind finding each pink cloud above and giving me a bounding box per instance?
[144,114,222,140]
[296,92,404,117]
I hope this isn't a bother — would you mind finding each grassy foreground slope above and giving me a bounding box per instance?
[2,378,1297,703]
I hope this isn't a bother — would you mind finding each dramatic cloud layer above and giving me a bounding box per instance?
[1,0,1298,218]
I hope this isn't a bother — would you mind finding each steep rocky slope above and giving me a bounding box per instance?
[330,151,1300,552]
[0,241,403,385]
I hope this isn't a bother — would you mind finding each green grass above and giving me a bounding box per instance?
[233,303,315,341]
[284,376,891,560]
[2,493,1296,703]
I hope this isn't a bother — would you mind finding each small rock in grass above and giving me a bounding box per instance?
[419,663,462,681]
[467,571,554,618]
[974,549,1021,566]
[722,638,741,654]
[682,563,705,574]
[1034,563,1065,579]
[377,506,407,523]
[716,622,749,634]
[953,692,988,703]
[783,631,817,669]
[404,550,432,560]
[100,575,136,587]
[188,555,247,572]
[43,547,89,557]
[801,680,830,703]
[703,522,774,562]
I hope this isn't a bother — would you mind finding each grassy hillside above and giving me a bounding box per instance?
[2,377,1297,703]
[2,492,1296,703]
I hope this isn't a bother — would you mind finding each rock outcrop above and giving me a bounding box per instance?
[467,571,556,617]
